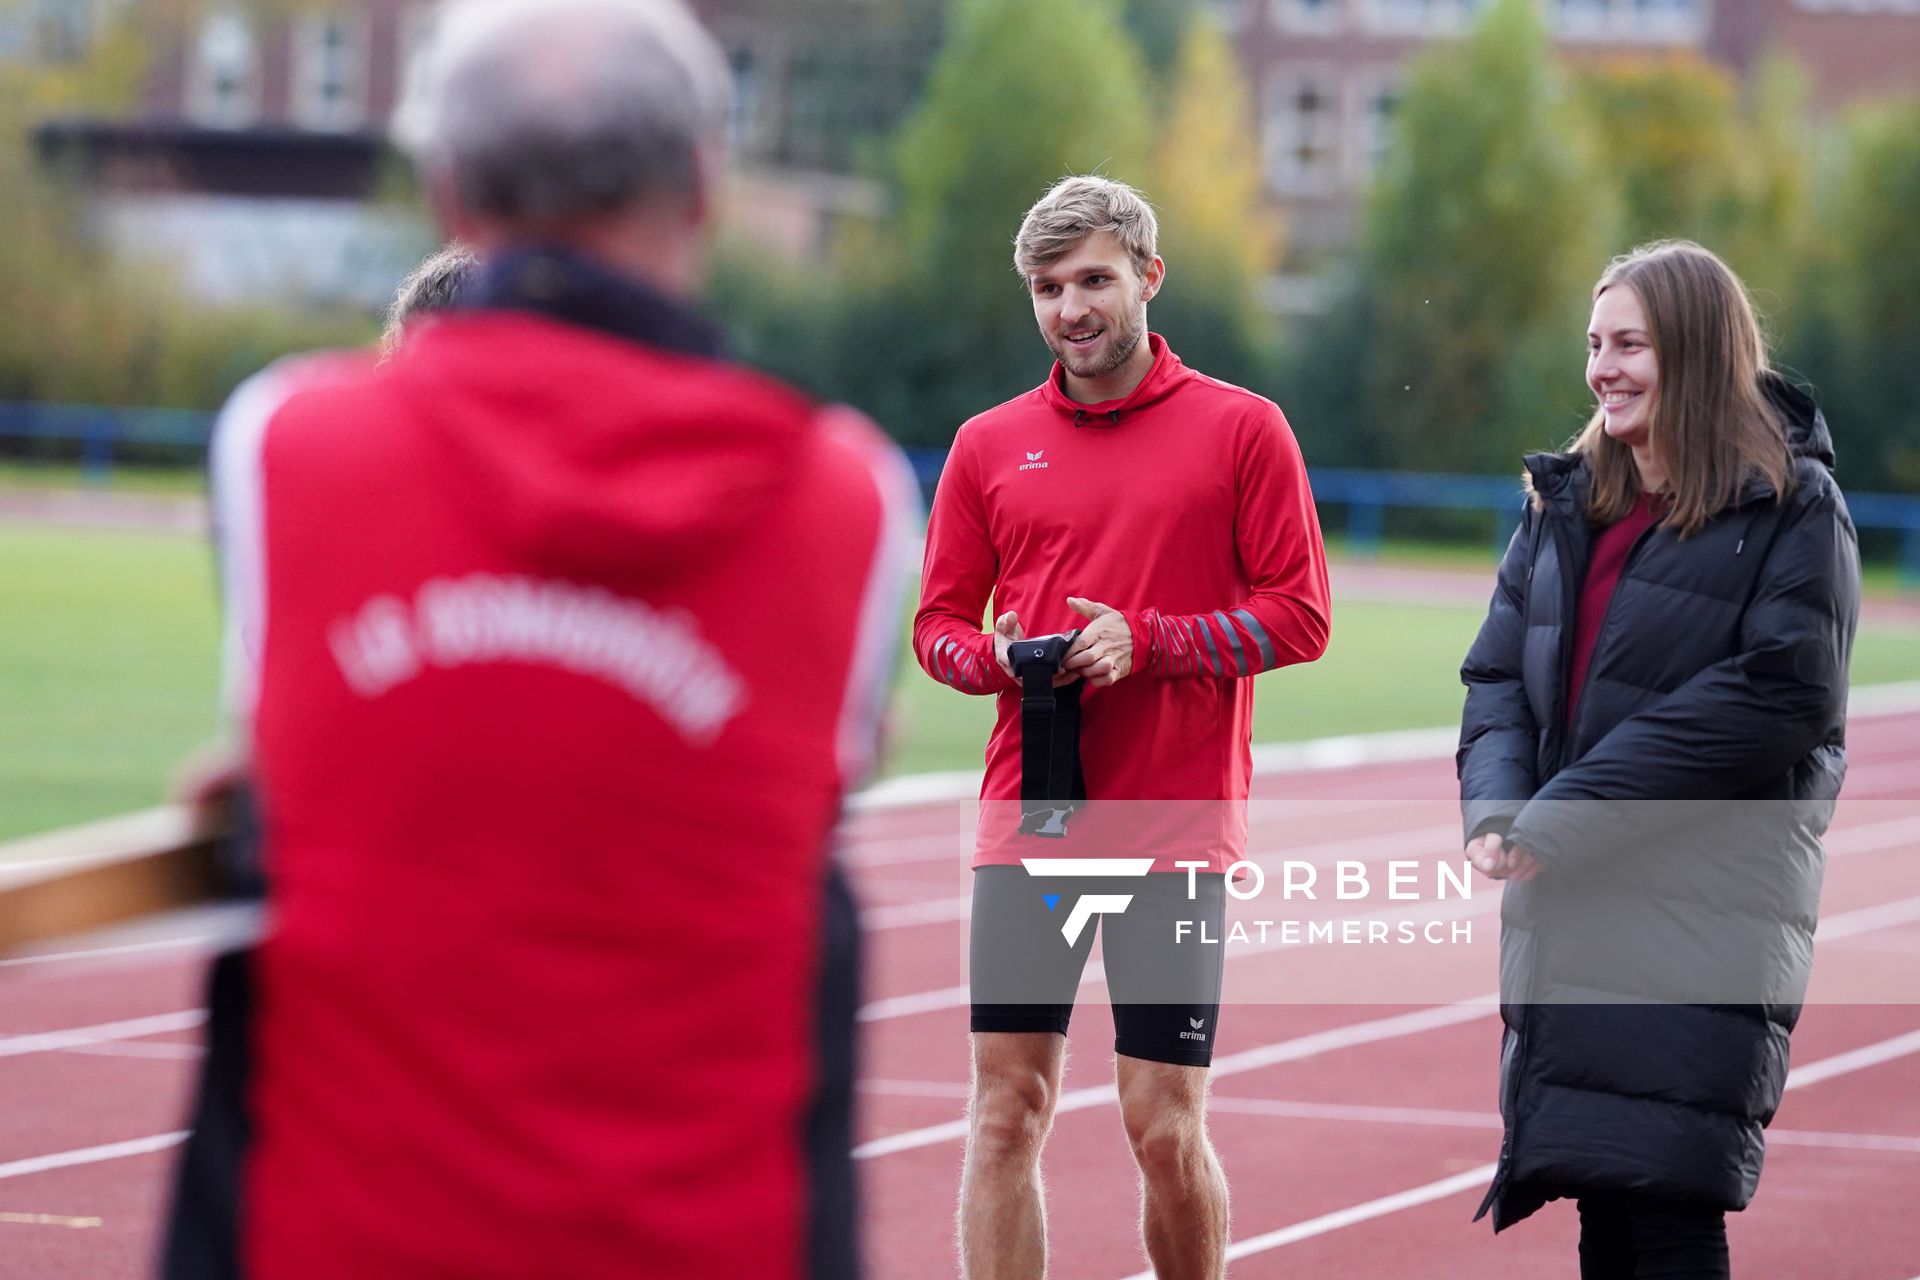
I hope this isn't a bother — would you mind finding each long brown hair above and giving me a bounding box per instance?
[1571,241,1792,537]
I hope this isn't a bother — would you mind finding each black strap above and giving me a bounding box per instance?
[1018,666,1086,838]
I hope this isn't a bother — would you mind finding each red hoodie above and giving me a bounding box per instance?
[214,304,915,1279]
[914,334,1331,871]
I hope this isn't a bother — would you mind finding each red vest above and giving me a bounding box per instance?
[214,309,913,1278]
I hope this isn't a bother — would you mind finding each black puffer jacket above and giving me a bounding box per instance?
[1457,375,1861,1231]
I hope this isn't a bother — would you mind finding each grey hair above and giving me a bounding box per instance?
[393,0,733,224]
[379,243,478,359]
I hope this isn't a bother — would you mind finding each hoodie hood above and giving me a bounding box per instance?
[386,250,813,581]
[1038,332,1195,425]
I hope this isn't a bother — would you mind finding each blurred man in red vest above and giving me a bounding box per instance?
[167,2,915,1276]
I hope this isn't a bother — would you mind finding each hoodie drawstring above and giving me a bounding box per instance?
[1072,410,1086,428]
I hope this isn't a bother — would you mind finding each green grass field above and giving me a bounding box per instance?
[3,521,1917,843]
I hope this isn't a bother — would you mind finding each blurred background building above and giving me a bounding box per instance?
[15,0,1920,310]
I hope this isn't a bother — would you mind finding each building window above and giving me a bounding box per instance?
[727,44,765,157]
[187,10,259,128]
[1264,70,1343,195]
[1555,0,1706,39]
[30,0,94,62]
[1208,0,1254,31]
[293,12,366,131]
[1795,0,1920,11]
[1362,0,1482,34]
[1273,0,1343,34]
[1349,76,1402,180]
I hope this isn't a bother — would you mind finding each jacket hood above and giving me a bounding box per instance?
[1037,333,1194,424]
[1523,372,1836,507]
[1760,370,1835,470]
[388,309,813,581]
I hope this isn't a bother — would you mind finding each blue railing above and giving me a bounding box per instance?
[5,408,1917,586]
[903,449,1920,586]
[0,401,213,484]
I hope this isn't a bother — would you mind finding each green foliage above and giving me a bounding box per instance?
[1143,19,1278,392]
[1359,0,1611,469]
[0,16,377,416]
[1120,0,1199,79]
[1787,99,1920,491]
[1573,54,1746,250]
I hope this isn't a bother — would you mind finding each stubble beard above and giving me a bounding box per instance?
[1047,300,1147,381]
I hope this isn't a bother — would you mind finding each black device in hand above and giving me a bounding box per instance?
[1012,630,1086,839]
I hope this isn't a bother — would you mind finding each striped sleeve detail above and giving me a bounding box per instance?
[1130,607,1300,679]
[823,408,923,789]
[1231,608,1278,669]
[933,635,998,695]
[211,358,338,726]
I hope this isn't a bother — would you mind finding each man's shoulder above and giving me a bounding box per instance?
[955,386,1051,444]
[1177,370,1287,427]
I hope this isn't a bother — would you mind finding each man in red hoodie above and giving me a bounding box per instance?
[176,2,917,1277]
[916,176,1331,1278]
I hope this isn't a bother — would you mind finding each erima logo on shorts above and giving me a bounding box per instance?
[1020,858,1154,945]
[1019,449,1048,472]
[1181,1017,1208,1042]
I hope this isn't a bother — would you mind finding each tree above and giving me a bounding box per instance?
[1144,16,1278,392]
[1572,51,1814,310]
[1359,0,1614,471]
[879,0,1154,440]
[1790,99,1920,492]
[1572,54,1745,251]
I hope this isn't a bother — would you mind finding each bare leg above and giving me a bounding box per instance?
[1117,1054,1229,1279]
[958,1032,1066,1279]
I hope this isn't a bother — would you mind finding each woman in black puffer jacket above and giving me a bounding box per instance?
[1457,240,1861,1279]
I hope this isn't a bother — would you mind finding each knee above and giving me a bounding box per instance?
[968,1070,1057,1166]
[1122,1103,1204,1184]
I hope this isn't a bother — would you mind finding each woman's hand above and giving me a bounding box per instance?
[1467,832,1542,882]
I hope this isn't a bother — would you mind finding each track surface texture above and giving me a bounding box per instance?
[3,706,1918,1278]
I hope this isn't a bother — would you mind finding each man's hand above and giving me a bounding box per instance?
[993,610,1078,687]
[992,610,1025,680]
[1063,597,1134,688]
[1467,832,1541,882]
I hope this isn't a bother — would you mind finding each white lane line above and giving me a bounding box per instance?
[0,1132,187,1182]
[841,681,1920,820]
[855,810,1920,1017]
[1130,1162,1502,1276]
[852,997,1497,1160]
[1205,1097,1920,1155]
[1784,1028,1920,1091]
[859,1079,972,1099]
[57,1039,204,1061]
[1115,1022,1920,1277]
[0,935,215,970]
[1207,1096,1500,1130]
[0,1011,205,1059]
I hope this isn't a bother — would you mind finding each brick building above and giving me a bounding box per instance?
[17,0,1920,305]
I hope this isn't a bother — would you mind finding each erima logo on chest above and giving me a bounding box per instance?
[1019,449,1048,472]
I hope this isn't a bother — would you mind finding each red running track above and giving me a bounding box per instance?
[2,710,1918,1278]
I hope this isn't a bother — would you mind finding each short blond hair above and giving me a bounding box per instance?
[1012,176,1159,281]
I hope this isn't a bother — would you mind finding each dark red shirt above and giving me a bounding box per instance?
[1567,492,1665,730]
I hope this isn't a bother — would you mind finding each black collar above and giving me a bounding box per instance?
[464,245,728,361]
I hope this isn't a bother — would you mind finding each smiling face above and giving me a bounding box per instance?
[1028,230,1163,385]
[1587,284,1660,449]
